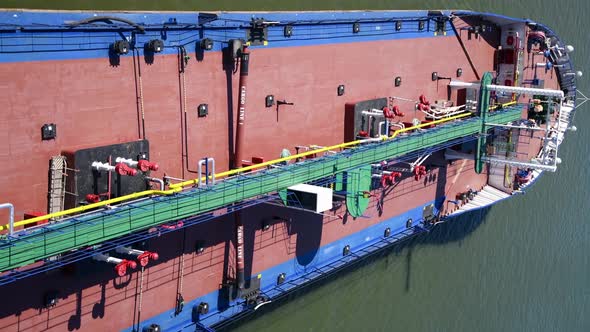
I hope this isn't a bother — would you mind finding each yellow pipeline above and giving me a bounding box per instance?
[0,188,182,231]
[169,140,363,189]
[489,100,517,111]
[0,111,472,232]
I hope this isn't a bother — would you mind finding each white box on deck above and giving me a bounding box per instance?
[287,184,333,213]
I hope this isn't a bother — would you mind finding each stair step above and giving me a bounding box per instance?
[477,191,502,201]
[482,185,510,198]
[460,203,478,210]
[472,195,495,205]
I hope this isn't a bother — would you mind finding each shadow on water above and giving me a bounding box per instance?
[216,207,491,331]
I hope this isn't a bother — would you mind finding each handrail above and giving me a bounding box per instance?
[0,111,472,232]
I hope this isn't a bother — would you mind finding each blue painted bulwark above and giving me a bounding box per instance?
[0,10,454,63]
[122,201,434,332]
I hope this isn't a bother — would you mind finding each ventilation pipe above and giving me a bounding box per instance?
[0,203,14,236]
[197,158,216,187]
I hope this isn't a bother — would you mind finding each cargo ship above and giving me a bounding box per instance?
[0,9,581,331]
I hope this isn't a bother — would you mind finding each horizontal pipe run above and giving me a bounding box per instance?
[91,161,115,172]
[484,123,544,130]
[486,84,564,98]
[0,112,472,232]
[115,247,144,256]
[93,253,123,265]
[482,156,558,172]
[115,157,138,167]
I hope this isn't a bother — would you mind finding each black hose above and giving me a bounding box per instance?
[67,16,145,33]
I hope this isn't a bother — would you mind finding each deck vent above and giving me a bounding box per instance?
[197,302,209,314]
[175,293,185,315]
[199,38,214,51]
[144,324,162,332]
[146,39,164,53]
[384,227,391,237]
[337,84,345,96]
[43,291,59,308]
[395,21,402,31]
[394,76,402,87]
[343,245,350,256]
[41,123,57,140]
[265,95,275,108]
[418,20,425,31]
[457,68,463,77]
[284,25,293,37]
[423,203,435,221]
[198,104,208,117]
[352,22,360,33]
[195,241,205,254]
[287,184,333,213]
[277,273,286,285]
[111,40,130,55]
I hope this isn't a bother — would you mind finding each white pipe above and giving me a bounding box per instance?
[378,121,386,136]
[362,110,383,116]
[360,137,383,144]
[419,109,467,120]
[550,45,574,53]
[115,157,138,167]
[116,246,145,256]
[390,96,417,103]
[198,160,205,186]
[93,253,123,264]
[372,170,397,178]
[0,203,14,236]
[145,177,164,190]
[390,122,405,131]
[197,158,216,187]
[563,71,583,78]
[484,122,543,130]
[486,84,564,98]
[91,161,115,172]
[428,104,465,115]
[449,80,481,89]
[482,156,557,172]
[210,158,216,184]
[163,175,186,182]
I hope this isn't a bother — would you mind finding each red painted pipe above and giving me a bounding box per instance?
[233,47,250,290]
[234,46,250,169]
